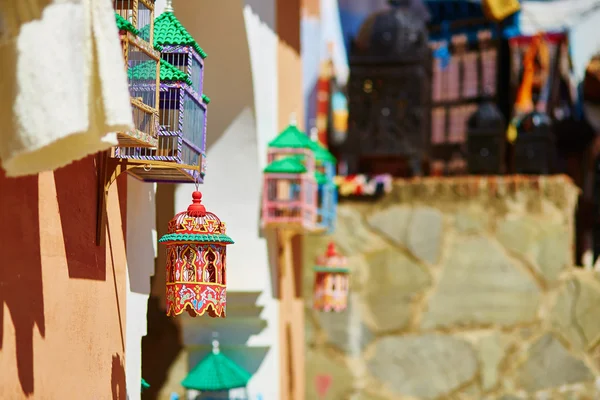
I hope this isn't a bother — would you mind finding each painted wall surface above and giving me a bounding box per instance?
[126,177,157,400]
[0,157,128,399]
[302,176,600,399]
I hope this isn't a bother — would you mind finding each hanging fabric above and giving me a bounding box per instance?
[0,0,133,177]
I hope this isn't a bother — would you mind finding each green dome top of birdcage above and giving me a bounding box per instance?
[127,59,193,86]
[308,140,336,163]
[181,343,251,391]
[264,156,307,174]
[268,124,314,149]
[154,11,207,58]
[115,13,139,35]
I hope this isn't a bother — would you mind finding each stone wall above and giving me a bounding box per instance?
[303,176,600,400]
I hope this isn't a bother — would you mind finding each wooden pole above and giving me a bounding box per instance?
[278,229,305,400]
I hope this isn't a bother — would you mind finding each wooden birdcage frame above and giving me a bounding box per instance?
[113,77,208,183]
[118,30,160,148]
[262,147,320,233]
[111,6,210,183]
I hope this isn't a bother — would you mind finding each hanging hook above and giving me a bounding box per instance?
[143,164,152,172]
[194,172,200,192]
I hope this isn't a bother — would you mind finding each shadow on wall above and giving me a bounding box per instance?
[54,156,108,281]
[112,353,127,400]
[141,296,184,400]
[0,169,45,396]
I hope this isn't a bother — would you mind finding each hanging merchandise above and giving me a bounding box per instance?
[467,102,506,175]
[0,0,133,177]
[261,118,338,233]
[113,0,209,183]
[481,0,520,23]
[160,191,233,318]
[313,243,350,312]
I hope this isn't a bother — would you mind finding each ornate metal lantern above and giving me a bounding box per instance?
[159,191,233,318]
[341,0,431,177]
[467,102,506,175]
[114,1,160,148]
[313,243,350,312]
[514,111,556,175]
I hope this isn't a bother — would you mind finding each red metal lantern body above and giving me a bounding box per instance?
[159,191,234,318]
[313,243,350,312]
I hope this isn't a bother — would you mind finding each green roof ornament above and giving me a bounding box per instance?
[181,333,252,392]
[263,156,307,174]
[127,59,193,86]
[268,114,314,149]
[154,6,208,58]
[115,13,139,35]
[141,378,151,392]
[308,127,336,163]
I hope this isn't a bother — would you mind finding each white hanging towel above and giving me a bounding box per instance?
[0,0,133,177]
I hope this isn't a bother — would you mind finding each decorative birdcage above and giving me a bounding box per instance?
[261,122,320,233]
[113,2,209,183]
[309,128,338,232]
[159,191,233,318]
[467,102,506,174]
[114,1,160,148]
[313,243,349,312]
[514,111,556,175]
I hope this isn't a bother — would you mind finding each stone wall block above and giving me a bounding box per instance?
[366,334,478,399]
[360,248,432,333]
[421,236,541,329]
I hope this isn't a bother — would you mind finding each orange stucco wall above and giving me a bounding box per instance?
[0,156,128,399]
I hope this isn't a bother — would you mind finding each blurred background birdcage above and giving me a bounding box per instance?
[114,0,160,148]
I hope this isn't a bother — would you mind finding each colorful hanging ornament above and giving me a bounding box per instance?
[313,242,350,312]
[159,191,233,318]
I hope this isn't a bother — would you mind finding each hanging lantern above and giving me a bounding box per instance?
[313,243,350,312]
[159,191,233,318]
[467,102,506,175]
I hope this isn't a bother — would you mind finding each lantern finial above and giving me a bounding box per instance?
[212,332,220,354]
[187,191,207,217]
[289,112,297,127]
[165,0,174,13]
[326,242,337,257]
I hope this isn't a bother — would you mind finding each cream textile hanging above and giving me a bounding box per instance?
[0,0,133,177]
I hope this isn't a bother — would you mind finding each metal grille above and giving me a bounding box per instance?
[137,0,152,41]
[191,56,203,94]
[444,56,460,101]
[128,44,157,109]
[163,52,188,75]
[159,87,181,132]
[183,92,206,153]
[461,52,479,99]
[431,107,445,144]
[481,49,497,96]
[113,0,136,25]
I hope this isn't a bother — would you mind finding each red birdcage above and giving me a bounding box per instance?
[159,191,233,318]
[313,242,350,312]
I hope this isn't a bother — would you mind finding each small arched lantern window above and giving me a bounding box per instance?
[313,242,350,312]
[159,191,234,318]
